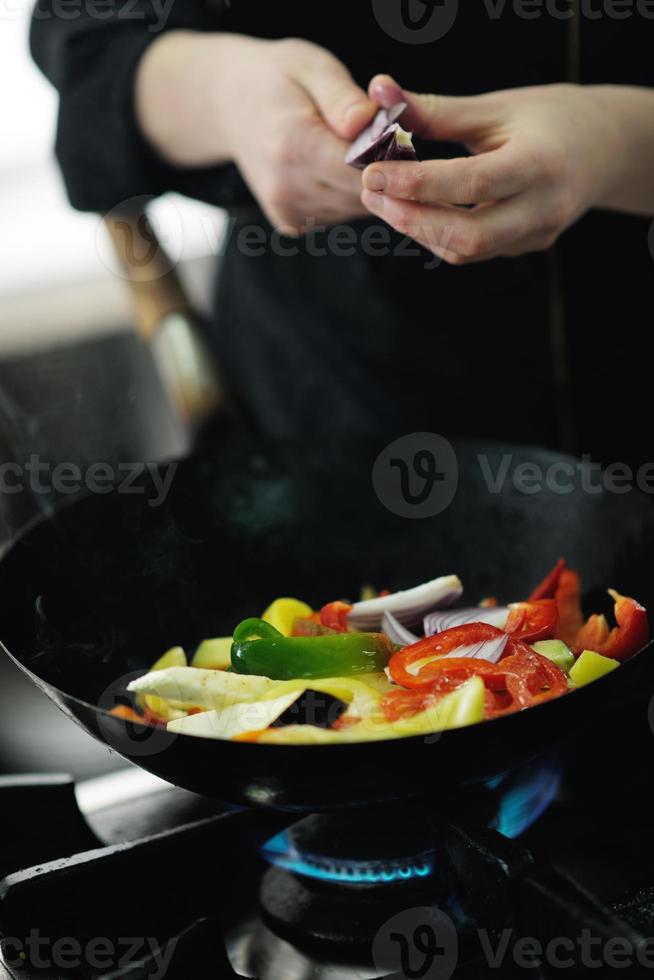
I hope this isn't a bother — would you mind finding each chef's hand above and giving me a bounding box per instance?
[360,75,654,264]
[136,32,375,234]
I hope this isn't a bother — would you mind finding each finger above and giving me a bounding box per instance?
[360,190,528,259]
[368,74,499,144]
[362,144,531,206]
[303,124,367,194]
[303,190,368,223]
[297,50,376,140]
[368,74,405,109]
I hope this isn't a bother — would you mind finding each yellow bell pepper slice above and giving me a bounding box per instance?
[261,597,313,636]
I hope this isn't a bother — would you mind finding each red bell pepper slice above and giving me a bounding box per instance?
[529,558,566,600]
[382,642,568,721]
[483,643,568,717]
[575,589,649,661]
[319,601,352,633]
[554,568,585,647]
[388,623,508,690]
[292,617,339,637]
[504,599,558,643]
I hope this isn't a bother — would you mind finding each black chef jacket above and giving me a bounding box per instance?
[30,1,654,467]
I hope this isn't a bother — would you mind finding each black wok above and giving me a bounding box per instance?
[2,428,654,811]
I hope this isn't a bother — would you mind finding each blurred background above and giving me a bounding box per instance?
[0,3,226,779]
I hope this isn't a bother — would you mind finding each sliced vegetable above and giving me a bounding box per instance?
[138,646,189,723]
[230,618,394,681]
[110,705,152,725]
[389,624,510,690]
[291,618,339,637]
[151,646,187,670]
[122,562,647,745]
[575,589,649,661]
[261,676,382,725]
[529,558,566,600]
[504,599,558,643]
[382,611,419,647]
[554,568,585,647]
[531,639,575,674]
[319,601,352,633]
[423,606,509,636]
[262,597,313,636]
[569,649,620,687]
[167,691,303,741]
[345,103,417,170]
[128,666,276,708]
[349,574,462,630]
[191,637,232,670]
[438,634,508,663]
[251,676,485,744]
[483,644,569,716]
[386,642,567,720]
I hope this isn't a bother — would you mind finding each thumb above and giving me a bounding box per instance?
[369,73,498,144]
[297,52,376,141]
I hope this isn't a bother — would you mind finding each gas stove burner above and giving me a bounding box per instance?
[261,811,437,886]
[258,811,440,952]
[262,830,435,886]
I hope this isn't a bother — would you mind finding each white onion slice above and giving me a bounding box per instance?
[382,611,420,647]
[423,605,509,636]
[349,575,463,630]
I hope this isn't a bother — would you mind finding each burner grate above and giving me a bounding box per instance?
[1,772,654,979]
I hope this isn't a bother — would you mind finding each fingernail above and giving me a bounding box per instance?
[362,189,384,213]
[364,170,386,192]
[370,74,403,102]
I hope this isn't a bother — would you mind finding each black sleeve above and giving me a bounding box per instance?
[30,0,252,212]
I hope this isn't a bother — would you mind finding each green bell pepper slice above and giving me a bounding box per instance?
[231,617,394,680]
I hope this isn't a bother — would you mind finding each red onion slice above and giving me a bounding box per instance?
[423,606,510,637]
[382,611,420,647]
[406,634,509,676]
[345,102,417,170]
[438,634,509,664]
[349,575,463,630]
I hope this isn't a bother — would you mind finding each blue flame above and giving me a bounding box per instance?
[490,762,561,839]
[261,831,435,885]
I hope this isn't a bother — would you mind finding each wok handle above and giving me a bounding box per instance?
[103,206,226,429]
[103,208,190,344]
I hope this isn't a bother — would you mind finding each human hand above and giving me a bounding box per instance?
[360,75,618,264]
[137,33,376,234]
